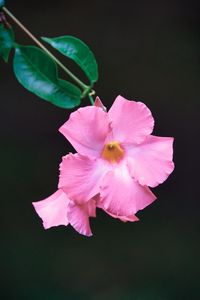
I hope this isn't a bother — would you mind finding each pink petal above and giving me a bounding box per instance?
[94,96,107,111]
[59,153,109,204]
[98,162,156,217]
[67,199,95,237]
[32,190,69,229]
[104,211,139,222]
[108,95,154,144]
[127,135,174,187]
[59,106,111,157]
[95,194,139,222]
[87,198,96,217]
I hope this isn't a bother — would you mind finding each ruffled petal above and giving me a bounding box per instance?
[108,95,154,144]
[59,106,111,156]
[32,190,69,229]
[127,135,174,187]
[67,199,95,237]
[98,162,156,217]
[59,153,109,204]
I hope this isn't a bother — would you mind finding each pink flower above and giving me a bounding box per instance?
[33,95,174,237]
[58,95,174,220]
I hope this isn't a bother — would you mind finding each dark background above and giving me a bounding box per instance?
[1,0,199,299]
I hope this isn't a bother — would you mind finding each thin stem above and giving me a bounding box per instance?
[88,94,94,105]
[2,7,88,91]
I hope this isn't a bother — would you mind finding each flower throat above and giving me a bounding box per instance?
[101,141,124,163]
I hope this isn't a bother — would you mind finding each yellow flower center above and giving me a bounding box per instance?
[101,141,124,163]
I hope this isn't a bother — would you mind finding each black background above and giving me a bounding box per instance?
[1,0,200,299]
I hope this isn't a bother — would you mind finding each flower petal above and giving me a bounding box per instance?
[67,199,95,237]
[108,95,154,144]
[87,198,96,217]
[104,211,139,222]
[98,162,156,216]
[127,135,174,187]
[32,190,69,229]
[59,153,109,203]
[95,194,139,222]
[59,106,111,156]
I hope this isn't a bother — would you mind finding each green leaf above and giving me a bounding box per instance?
[0,0,5,8]
[0,24,14,62]
[13,45,81,109]
[42,36,98,83]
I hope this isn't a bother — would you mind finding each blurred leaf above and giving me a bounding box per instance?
[13,45,81,109]
[42,36,98,83]
[0,24,14,62]
[0,0,5,8]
